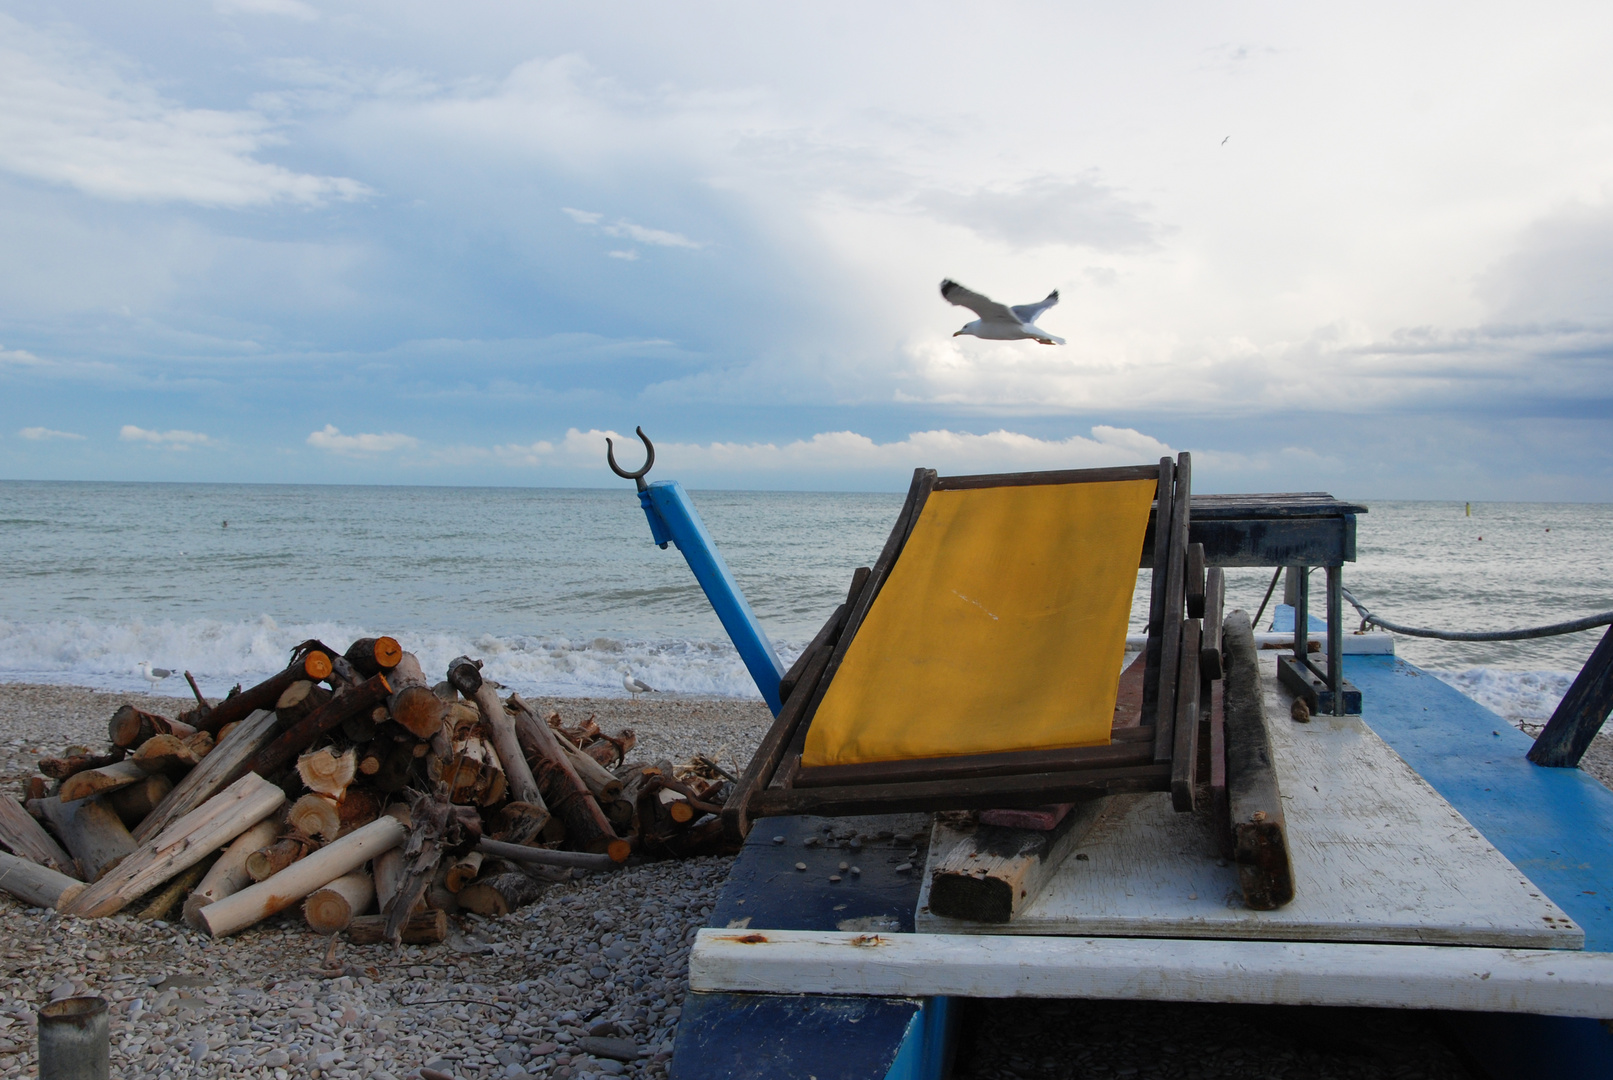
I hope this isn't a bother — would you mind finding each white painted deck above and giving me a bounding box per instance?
[688,929,1613,1018]
[915,655,1581,949]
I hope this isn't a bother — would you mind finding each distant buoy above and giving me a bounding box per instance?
[1465,502,1471,517]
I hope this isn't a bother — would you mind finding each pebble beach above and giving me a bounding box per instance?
[3,682,1611,1080]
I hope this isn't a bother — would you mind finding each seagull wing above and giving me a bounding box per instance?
[940,280,1017,325]
[1010,290,1059,325]
[152,668,173,678]
[632,677,656,693]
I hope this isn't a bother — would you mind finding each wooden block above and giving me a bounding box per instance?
[1222,609,1295,909]
[34,795,136,882]
[925,800,1108,924]
[1170,620,1203,813]
[1201,567,1225,680]
[978,804,1070,831]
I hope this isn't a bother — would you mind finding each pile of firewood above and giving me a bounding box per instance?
[0,637,736,944]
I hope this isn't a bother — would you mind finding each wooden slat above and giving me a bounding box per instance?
[688,930,1613,1018]
[1170,619,1203,812]
[0,795,77,877]
[794,741,1155,788]
[1528,623,1613,767]
[749,763,1172,818]
[1209,676,1230,859]
[1201,567,1225,680]
[778,602,846,705]
[1139,457,1174,736]
[1153,453,1191,762]
[933,464,1161,491]
[1185,542,1206,619]
[1222,609,1294,909]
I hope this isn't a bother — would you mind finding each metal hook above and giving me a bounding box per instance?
[606,426,655,492]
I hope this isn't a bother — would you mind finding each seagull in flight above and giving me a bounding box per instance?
[137,662,174,692]
[623,674,656,698]
[940,280,1064,345]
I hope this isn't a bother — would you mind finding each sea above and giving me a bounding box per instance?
[1,482,1608,729]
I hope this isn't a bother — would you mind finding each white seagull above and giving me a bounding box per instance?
[623,674,656,698]
[940,279,1064,345]
[137,662,174,692]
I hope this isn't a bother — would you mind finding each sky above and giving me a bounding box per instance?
[0,1,1610,498]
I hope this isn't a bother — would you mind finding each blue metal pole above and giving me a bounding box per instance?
[635,481,786,715]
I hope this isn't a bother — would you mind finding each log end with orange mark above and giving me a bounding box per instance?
[304,651,334,681]
[372,636,403,670]
[606,838,633,863]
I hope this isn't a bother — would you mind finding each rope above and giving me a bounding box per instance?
[1340,587,1613,642]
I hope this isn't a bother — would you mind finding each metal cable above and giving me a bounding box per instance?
[1340,587,1613,642]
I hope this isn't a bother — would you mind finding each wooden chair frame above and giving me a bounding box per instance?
[723,454,1206,839]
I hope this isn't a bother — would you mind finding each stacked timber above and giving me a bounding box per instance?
[0,637,738,946]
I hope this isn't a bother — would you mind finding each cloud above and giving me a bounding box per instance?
[306,424,419,453]
[0,14,368,207]
[213,0,319,20]
[485,425,1174,476]
[606,249,639,261]
[918,176,1158,251]
[561,207,702,249]
[19,426,84,440]
[119,424,213,449]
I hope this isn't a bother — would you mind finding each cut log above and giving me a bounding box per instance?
[347,910,446,945]
[182,817,279,929]
[304,870,374,933]
[584,729,636,768]
[243,672,393,781]
[388,653,446,739]
[200,815,406,938]
[60,761,148,803]
[0,850,85,909]
[38,749,125,781]
[476,837,623,871]
[0,795,77,876]
[192,646,333,736]
[364,732,421,794]
[35,796,137,882]
[432,733,508,806]
[560,739,624,801]
[274,681,331,726]
[335,789,382,837]
[106,774,173,829]
[288,794,342,841]
[463,682,547,839]
[246,834,320,882]
[61,773,287,918]
[491,801,550,843]
[345,636,403,678]
[444,700,480,739]
[108,705,173,749]
[296,748,356,797]
[456,871,547,917]
[444,851,482,893]
[1222,609,1296,910]
[22,776,49,803]
[136,856,213,922]
[372,805,412,914]
[927,801,1108,924]
[508,694,619,855]
[133,708,280,843]
[131,734,201,775]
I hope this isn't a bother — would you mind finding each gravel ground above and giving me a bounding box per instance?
[0,685,772,1080]
[0,681,1606,1080]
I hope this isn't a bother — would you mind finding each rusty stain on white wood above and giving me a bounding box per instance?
[689,928,1613,1017]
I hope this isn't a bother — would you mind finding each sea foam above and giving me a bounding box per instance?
[0,616,781,700]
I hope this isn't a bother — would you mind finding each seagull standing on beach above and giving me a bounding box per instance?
[624,674,656,699]
[940,279,1065,345]
[137,662,173,692]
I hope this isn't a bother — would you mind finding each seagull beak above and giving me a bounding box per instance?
[952,330,963,336]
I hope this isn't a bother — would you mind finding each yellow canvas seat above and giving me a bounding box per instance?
[724,454,1203,834]
[803,478,1157,766]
